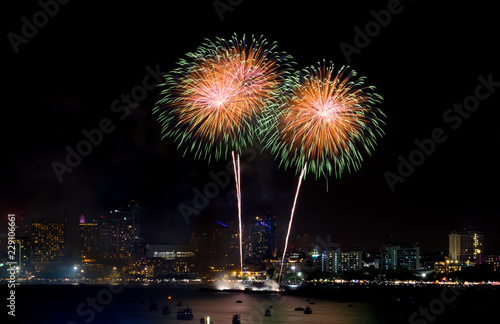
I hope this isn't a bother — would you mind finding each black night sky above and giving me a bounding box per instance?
[2,1,500,254]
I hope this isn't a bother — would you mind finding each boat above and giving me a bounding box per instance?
[162,305,171,315]
[232,314,241,324]
[177,301,183,306]
[304,306,312,314]
[294,307,304,311]
[236,300,242,303]
[177,306,194,320]
[264,309,271,317]
[309,301,316,305]
[348,304,355,307]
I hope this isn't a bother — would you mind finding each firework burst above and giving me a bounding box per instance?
[153,34,294,161]
[265,62,385,179]
[153,34,294,275]
[269,62,385,287]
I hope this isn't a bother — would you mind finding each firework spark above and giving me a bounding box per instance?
[265,62,385,179]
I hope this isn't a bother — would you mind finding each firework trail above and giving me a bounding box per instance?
[232,151,243,274]
[277,162,306,287]
[154,34,294,275]
[264,62,384,287]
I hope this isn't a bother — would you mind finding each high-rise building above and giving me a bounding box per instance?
[13,236,30,276]
[227,221,240,269]
[78,217,100,263]
[449,231,483,265]
[380,244,420,271]
[322,248,363,273]
[78,212,136,264]
[15,211,30,237]
[110,203,140,239]
[100,222,119,260]
[251,211,276,259]
[30,219,65,273]
[117,222,135,259]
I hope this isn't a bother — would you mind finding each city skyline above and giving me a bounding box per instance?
[2,1,500,259]
[2,201,499,256]
[6,212,500,282]
[5,208,496,257]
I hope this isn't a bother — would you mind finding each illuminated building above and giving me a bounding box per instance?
[203,221,238,271]
[109,203,140,260]
[117,222,134,259]
[434,258,462,275]
[134,237,147,260]
[380,244,420,271]
[78,217,100,263]
[449,231,483,265]
[145,245,198,277]
[13,236,30,276]
[30,219,65,273]
[99,222,119,259]
[477,255,500,271]
[110,203,141,239]
[322,248,363,273]
[78,212,135,266]
[251,211,276,259]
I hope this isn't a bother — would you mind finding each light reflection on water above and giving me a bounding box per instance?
[107,286,381,324]
[15,284,382,324]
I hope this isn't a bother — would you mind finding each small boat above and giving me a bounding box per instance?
[162,305,171,315]
[232,314,241,324]
[265,309,271,317]
[295,307,304,311]
[304,306,312,314]
[177,306,194,320]
[348,304,355,307]
[236,300,242,303]
[309,301,316,305]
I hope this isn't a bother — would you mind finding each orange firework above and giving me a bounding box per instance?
[272,62,385,288]
[154,34,293,161]
[267,62,384,178]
